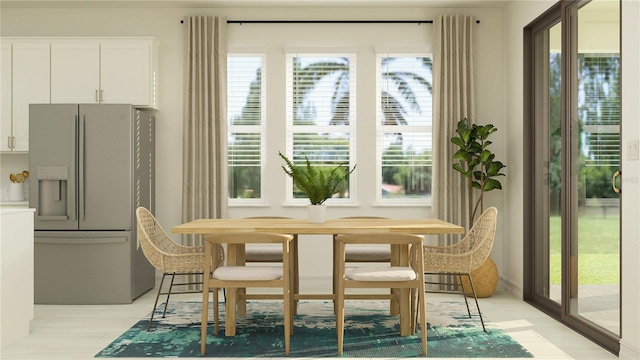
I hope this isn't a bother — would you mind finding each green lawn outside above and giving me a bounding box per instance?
[548,215,620,284]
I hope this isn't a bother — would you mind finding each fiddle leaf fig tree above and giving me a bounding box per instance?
[279,151,356,205]
[451,118,506,226]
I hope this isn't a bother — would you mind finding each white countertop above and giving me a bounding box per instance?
[0,207,35,215]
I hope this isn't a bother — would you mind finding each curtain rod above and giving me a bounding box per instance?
[180,19,480,24]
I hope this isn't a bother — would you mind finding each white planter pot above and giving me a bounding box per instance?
[307,204,327,223]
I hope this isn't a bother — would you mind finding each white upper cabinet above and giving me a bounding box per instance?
[51,38,158,108]
[100,41,154,106]
[51,42,100,104]
[1,43,12,152]
[1,41,50,152]
[1,37,158,152]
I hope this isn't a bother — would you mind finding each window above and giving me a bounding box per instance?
[284,53,357,205]
[227,55,265,204]
[376,55,433,204]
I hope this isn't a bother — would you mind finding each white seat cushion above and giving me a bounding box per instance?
[245,245,283,262]
[213,266,283,281]
[344,267,417,281]
[345,245,391,261]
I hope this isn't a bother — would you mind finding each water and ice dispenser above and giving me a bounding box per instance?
[36,166,69,219]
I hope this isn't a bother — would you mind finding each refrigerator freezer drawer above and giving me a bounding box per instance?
[34,231,153,304]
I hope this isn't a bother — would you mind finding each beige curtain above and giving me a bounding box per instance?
[182,15,229,250]
[432,14,476,236]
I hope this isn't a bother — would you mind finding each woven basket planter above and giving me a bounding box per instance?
[459,256,499,298]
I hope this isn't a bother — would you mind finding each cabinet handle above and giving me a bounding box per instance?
[95,90,99,103]
[7,136,10,149]
[100,90,104,103]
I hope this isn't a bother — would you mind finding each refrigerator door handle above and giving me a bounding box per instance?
[71,115,79,222]
[79,115,86,222]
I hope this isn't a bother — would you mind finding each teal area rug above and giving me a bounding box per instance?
[96,300,533,358]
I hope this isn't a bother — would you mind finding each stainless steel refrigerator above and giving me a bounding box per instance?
[29,104,156,304]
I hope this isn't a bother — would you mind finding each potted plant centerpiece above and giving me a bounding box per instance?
[279,151,356,223]
[451,118,506,297]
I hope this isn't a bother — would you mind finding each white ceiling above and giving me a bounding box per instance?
[1,0,511,9]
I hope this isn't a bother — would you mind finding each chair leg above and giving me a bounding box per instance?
[336,288,345,355]
[147,273,168,331]
[292,236,300,315]
[201,285,209,356]
[465,274,486,332]
[457,274,473,318]
[410,288,417,335]
[162,273,177,318]
[213,287,219,336]
[418,284,427,356]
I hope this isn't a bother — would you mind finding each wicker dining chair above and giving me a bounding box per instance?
[335,232,427,356]
[135,207,225,330]
[422,207,498,332]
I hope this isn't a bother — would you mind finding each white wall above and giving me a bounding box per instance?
[0,4,507,290]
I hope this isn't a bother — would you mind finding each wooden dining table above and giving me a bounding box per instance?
[172,217,464,336]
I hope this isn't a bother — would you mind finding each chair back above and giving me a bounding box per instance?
[465,207,498,271]
[136,207,207,272]
[136,207,170,270]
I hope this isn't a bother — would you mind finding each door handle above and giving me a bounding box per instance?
[612,170,621,194]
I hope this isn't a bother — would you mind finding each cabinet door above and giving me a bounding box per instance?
[12,42,50,152]
[100,41,152,106]
[1,43,12,152]
[51,42,100,104]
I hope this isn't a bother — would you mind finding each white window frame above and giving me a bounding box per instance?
[375,52,433,206]
[284,51,358,206]
[227,51,267,207]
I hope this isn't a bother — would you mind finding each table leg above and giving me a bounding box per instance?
[236,245,247,316]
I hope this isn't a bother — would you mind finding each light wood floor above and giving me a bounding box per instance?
[0,288,617,360]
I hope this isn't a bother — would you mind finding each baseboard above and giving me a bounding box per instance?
[619,340,640,359]
[498,276,522,299]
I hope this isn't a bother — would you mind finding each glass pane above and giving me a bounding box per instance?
[228,56,262,126]
[379,56,432,127]
[291,56,351,126]
[378,55,432,201]
[228,132,261,199]
[291,132,352,200]
[533,19,562,305]
[381,132,432,198]
[572,0,620,336]
[548,23,563,304]
[227,55,263,199]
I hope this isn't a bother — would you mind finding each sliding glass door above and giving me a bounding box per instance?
[524,0,620,354]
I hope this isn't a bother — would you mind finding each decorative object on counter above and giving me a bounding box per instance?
[8,170,29,201]
[9,170,29,183]
[279,151,356,223]
[9,183,25,201]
